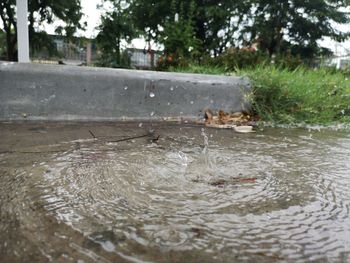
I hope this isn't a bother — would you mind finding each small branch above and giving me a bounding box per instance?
[151,135,160,143]
[107,134,150,143]
[88,130,96,139]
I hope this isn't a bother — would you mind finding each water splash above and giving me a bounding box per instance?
[201,128,209,154]
[178,151,188,166]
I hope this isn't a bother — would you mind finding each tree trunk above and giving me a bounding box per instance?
[116,38,121,66]
[5,31,17,61]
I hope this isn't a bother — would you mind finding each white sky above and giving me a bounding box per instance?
[79,0,101,38]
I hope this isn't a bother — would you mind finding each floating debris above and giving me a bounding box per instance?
[204,109,255,132]
[233,125,254,133]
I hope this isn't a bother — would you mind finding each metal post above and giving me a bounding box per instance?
[16,0,30,62]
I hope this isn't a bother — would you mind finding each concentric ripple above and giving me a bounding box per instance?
[31,127,350,262]
[1,124,350,262]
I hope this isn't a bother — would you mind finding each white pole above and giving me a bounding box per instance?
[16,0,30,62]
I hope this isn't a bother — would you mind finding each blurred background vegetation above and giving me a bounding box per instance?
[1,0,350,69]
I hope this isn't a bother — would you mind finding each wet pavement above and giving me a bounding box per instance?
[1,122,350,262]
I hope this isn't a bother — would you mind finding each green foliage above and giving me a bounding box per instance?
[30,31,61,58]
[156,54,188,71]
[129,0,244,56]
[239,66,350,124]
[96,0,137,68]
[169,63,350,125]
[155,0,200,69]
[240,0,350,57]
[0,0,83,61]
[169,63,227,75]
[128,0,350,59]
[217,48,269,71]
[161,0,199,55]
[0,29,5,59]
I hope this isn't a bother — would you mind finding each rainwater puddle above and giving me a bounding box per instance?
[0,122,350,262]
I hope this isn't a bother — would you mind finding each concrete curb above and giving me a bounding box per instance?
[0,61,251,121]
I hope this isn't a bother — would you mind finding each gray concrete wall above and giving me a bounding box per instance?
[0,61,251,121]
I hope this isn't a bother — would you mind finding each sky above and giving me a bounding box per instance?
[43,0,151,50]
[80,0,101,38]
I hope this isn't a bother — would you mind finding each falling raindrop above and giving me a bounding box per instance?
[124,86,128,90]
[150,111,155,116]
[139,123,143,127]
[150,92,155,98]
[167,102,171,106]
[170,86,174,91]
[210,100,214,104]
[190,101,194,104]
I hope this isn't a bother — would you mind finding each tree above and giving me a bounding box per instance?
[96,0,137,68]
[239,0,350,58]
[0,0,83,61]
[0,28,5,59]
[129,0,245,56]
[191,0,248,56]
[159,0,200,57]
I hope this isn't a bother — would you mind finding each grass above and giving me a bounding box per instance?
[170,64,350,125]
[169,63,227,75]
[240,66,350,124]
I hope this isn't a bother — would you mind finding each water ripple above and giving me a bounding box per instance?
[3,126,350,262]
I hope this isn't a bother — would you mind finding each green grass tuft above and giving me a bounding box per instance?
[169,63,227,75]
[170,64,350,125]
[239,65,350,124]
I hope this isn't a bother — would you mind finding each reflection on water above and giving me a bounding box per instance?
[1,122,350,262]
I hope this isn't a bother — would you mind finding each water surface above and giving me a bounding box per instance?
[0,122,350,262]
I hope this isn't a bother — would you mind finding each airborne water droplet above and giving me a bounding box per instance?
[150,92,155,98]
[124,86,128,90]
[150,112,155,116]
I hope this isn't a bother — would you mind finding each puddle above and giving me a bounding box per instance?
[1,122,350,262]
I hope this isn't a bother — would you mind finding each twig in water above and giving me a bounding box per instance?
[107,134,150,143]
[88,130,97,139]
[151,135,160,143]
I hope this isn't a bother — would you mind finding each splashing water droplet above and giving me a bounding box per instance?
[170,87,174,91]
[139,123,143,127]
[150,112,155,116]
[210,100,214,104]
[167,102,171,106]
[150,92,155,98]
[178,151,188,166]
[190,101,194,104]
[124,86,128,90]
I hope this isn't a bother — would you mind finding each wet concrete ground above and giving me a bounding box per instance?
[1,122,350,263]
